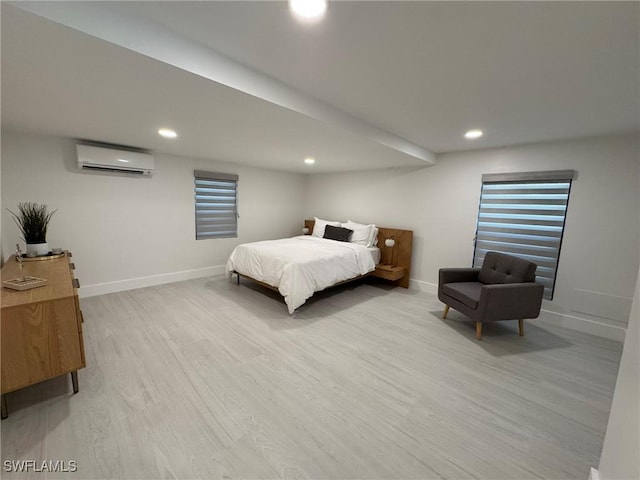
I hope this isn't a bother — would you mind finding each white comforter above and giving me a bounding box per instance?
[226,236,376,313]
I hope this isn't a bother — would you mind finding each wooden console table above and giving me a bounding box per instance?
[1,252,86,419]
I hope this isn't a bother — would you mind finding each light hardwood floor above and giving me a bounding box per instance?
[1,276,622,479]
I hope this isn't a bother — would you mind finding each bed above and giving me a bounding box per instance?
[226,219,413,314]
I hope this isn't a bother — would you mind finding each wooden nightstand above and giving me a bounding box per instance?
[372,264,407,282]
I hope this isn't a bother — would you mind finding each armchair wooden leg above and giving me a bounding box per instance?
[442,305,450,319]
[518,319,524,336]
[476,322,483,340]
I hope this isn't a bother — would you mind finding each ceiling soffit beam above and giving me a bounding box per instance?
[11,2,436,165]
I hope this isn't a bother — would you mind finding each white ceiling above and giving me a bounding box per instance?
[2,1,638,173]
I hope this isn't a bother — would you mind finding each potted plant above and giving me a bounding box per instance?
[7,202,57,256]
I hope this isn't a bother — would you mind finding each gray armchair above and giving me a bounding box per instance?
[438,252,544,340]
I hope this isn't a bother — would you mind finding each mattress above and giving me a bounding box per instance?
[368,246,381,265]
[226,236,377,313]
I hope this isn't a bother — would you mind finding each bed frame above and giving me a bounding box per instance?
[233,270,371,290]
[232,220,413,308]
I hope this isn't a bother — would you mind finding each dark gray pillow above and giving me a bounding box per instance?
[323,225,353,242]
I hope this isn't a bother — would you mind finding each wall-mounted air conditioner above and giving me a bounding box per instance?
[76,144,154,176]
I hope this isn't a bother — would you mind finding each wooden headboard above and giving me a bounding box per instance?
[375,226,413,288]
[303,220,413,288]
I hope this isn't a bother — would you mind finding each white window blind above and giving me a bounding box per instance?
[194,170,238,239]
[473,170,575,300]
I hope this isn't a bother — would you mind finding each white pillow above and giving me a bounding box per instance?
[344,220,378,247]
[341,222,372,246]
[312,217,341,238]
[371,227,379,246]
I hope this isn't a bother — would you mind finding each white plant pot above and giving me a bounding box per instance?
[26,242,49,256]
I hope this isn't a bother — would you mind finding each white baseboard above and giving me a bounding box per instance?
[410,278,438,294]
[79,265,226,298]
[589,467,601,480]
[409,277,625,342]
[537,309,626,342]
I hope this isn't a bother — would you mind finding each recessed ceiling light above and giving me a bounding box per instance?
[464,129,484,139]
[304,157,315,165]
[289,0,327,21]
[158,128,177,139]
[117,158,130,163]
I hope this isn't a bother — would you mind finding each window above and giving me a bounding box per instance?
[473,170,575,300]
[194,170,238,239]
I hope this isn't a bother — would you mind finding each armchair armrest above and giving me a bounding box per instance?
[477,282,544,321]
[439,268,481,285]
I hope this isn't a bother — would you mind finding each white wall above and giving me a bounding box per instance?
[597,268,639,479]
[1,130,306,296]
[3,131,637,340]
[305,134,639,340]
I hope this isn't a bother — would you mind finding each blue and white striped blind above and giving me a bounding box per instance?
[473,170,574,300]
[194,170,238,239]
